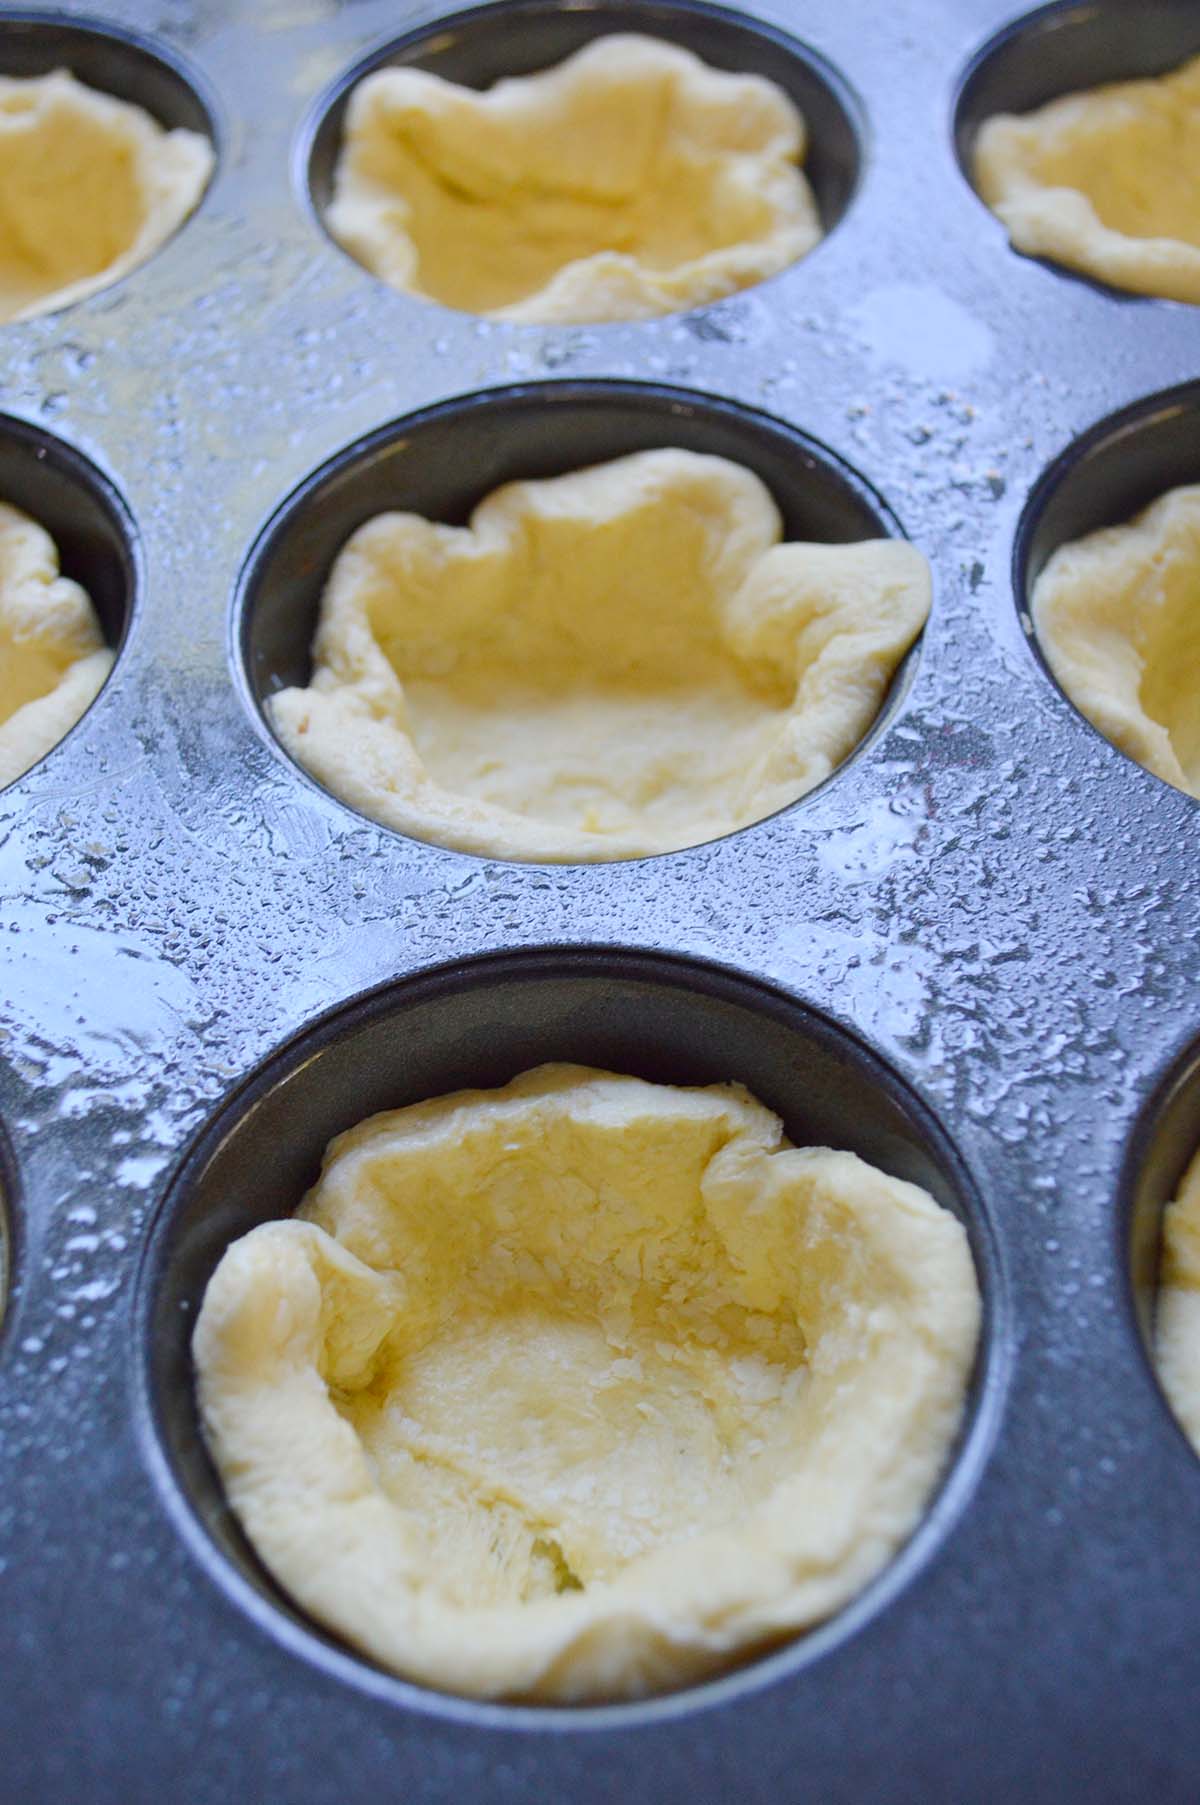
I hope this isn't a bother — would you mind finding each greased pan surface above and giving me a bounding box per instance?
[0,0,1198,1799]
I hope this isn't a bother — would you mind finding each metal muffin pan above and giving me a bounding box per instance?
[1,0,1199,1797]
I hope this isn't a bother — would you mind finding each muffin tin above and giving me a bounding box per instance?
[1,0,1199,1797]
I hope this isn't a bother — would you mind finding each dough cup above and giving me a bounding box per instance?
[194,1066,980,1701]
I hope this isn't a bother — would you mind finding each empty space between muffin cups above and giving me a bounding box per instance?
[956,0,1200,302]
[0,13,215,323]
[0,414,137,788]
[136,949,1000,1712]
[301,0,863,323]
[235,382,930,863]
[1015,380,1200,803]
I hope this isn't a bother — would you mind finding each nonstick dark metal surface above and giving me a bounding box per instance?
[1,0,1199,1799]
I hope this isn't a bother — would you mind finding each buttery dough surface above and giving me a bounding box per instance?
[326,35,821,322]
[0,69,212,323]
[1031,484,1200,799]
[1157,1147,1200,1456]
[973,53,1200,303]
[193,1064,980,1702]
[269,449,930,861]
[0,501,113,788]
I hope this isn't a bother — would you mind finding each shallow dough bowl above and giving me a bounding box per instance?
[301,0,863,306]
[137,945,1002,1717]
[235,378,919,858]
[955,0,1200,299]
[1015,378,1200,800]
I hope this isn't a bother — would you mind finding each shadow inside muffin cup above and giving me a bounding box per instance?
[0,414,138,778]
[235,378,921,855]
[954,0,1200,191]
[0,10,216,158]
[136,945,1002,1720]
[301,0,863,276]
[1123,1035,1200,1450]
[1014,380,1200,789]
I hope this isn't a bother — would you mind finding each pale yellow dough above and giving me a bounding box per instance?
[1157,1148,1200,1455]
[193,1065,980,1703]
[973,53,1200,303]
[0,502,113,787]
[0,69,212,324]
[1031,484,1200,799]
[326,35,821,323]
[269,449,929,861]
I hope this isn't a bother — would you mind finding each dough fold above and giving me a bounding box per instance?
[326,35,821,322]
[0,502,113,787]
[0,69,212,323]
[269,448,930,860]
[973,54,1200,303]
[194,1064,980,1703]
[1158,1148,1200,1456]
[1031,484,1200,799]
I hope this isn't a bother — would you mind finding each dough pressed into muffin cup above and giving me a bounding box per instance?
[1158,1147,1200,1457]
[193,1065,981,1703]
[325,35,822,323]
[973,52,1200,303]
[0,500,113,787]
[0,69,212,324]
[1031,483,1200,799]
[268,447,930,861]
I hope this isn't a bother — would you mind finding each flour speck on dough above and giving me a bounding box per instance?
[268,448,930,861]
[326,35,822,323]
[193,1065,981,1702]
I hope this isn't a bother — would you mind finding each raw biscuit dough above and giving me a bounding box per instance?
[193,1064,980,1703]
[268,449,930,861]
[1031,484,1200,799]
[0,501,113,788]
[973,53,1200,303]
[326,35,822,323]
[1157,1147,1200,1456]
[0,69,212,324]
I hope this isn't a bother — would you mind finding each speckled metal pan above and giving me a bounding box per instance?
[1,0,1199,1799]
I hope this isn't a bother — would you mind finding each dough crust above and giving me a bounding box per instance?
[1158,1147,1200,1455]
[1031,484,1200,799]
[326,35,821,322]
[973,54,1200,303]
[193,1065,980,1702]
[0,69,212,323]
[269,448,929,860]
[0,502,113,787]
